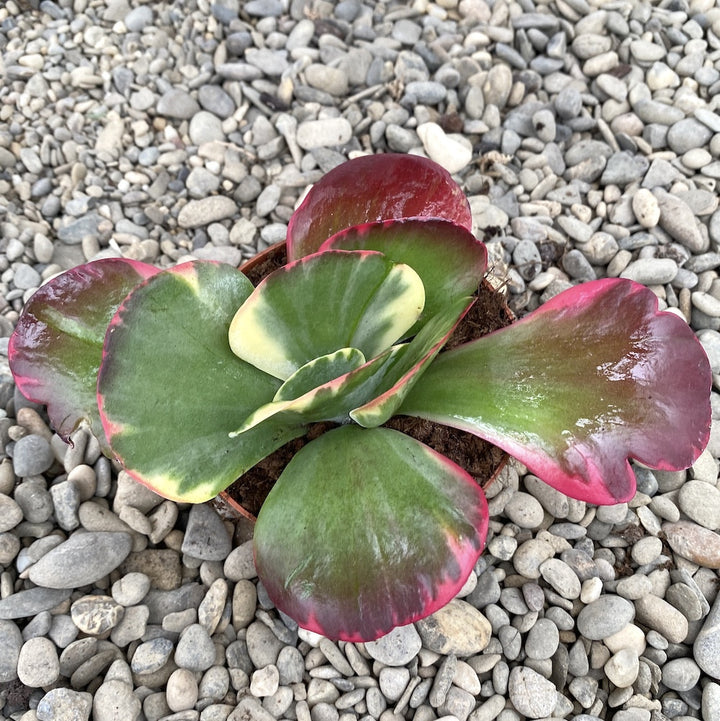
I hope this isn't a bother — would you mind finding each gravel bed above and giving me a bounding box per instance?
[1,0,720,720]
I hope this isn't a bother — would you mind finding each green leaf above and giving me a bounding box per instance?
[232,347,402,433]
[274,348,366,402]
[350,296,475,428]
[254,425,489,641]
[9,259,158,449]
[228,250,425,379]
[321,218,487,335]
[400,278,712,504]
[234,297,473,434]
[98,261,305,503]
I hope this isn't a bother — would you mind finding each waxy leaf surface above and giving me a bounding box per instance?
[234,296,473,434]
[254,425,489,641]
[400,279,712,504]
[274,348,366,402]
[98,261,304,503]
[229,251,425,379]
[320,218,487,334]
[287,153,472,260]
[9,259,158,448]
[350,295,475,427]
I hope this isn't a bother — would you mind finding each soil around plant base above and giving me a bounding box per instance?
[221,244,514,519]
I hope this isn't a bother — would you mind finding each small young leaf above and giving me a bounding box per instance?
[98,261,304,503]
[350,295,475,428]
[232,347,401,434]
[287,153,473,261]
[254,425,489,641]
[274,348,366,402]
[234,297,473,434]
[320,218,486,334]
[228,251,425,380]
[9,259,158,449]
[400,279,712,504]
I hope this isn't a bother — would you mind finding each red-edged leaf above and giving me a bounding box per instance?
[287,154,472,261]
[9,259,158,449]
[400,279,712,504]
[254,425,489,641]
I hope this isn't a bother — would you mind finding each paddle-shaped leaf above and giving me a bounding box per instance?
[228,250,425,380]
[98,261,305,503]
[254,425,489,641]
[400,279,712,504]
[320,218,487,332]
[8,259,158,449]
[287,153,472,261]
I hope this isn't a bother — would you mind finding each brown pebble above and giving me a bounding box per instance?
[663,521,720,569]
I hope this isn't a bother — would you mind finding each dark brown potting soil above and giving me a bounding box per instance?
[223,244,514,518]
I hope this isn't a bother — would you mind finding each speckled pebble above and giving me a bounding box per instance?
[365,623,422,666]
[508,666,557,718]
[175,623,217,672]
[17,636,60,687]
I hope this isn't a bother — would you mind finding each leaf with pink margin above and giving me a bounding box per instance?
[254,425,489,641]
[287,153,472,261]
[8,259,158,449]
[319,218,487,335]
[98,261,305,503]
[399,279,712,504]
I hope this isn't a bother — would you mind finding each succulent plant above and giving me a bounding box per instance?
[10,154,711,641]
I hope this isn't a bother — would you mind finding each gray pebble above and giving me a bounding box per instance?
[156,89,200,119]
[525,618,559,660]
[12,433,55,476]
[0,493,23,532]
[657,190,707,253]
[540,558,581,599]
[508,666,556,718]
[93,680,141,721]
[620,258,677,285]
[37,688,93,721]
[131,637,174,674]
[124,5,153,31]
[181,504,232,561]
[503,491,544,529]
[662,657,701,692]
[600,152,649,187]
[189,111,225,145]
[379,666,410,702]
[198,85,236,119]
[0,620,22,682]
[29,531,133,589]
[296,119,353,150]
[17,635,60,687]
[678,480,720,529]
[667,118,714,154]
[694,593,720,678]
[365,623,421,666]
[175,623,216,672]
[563,249,596,281]
[577,596,634,640]
[246,621,285,667]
